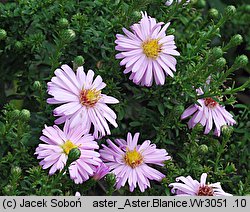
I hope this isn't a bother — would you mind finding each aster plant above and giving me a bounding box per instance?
[100,132,171,192]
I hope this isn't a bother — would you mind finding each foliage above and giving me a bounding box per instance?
[0,0,249,196]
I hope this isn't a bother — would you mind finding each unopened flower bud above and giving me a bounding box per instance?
[20,109,31,122]
[14,41,23,50]
[222,125,233,137]
[74,56,85,67]
[132,11,141,19]
[215,57,227,68]
[235,55,248,68]
[106,173,116,186]
[62,29,76,42]
[208,8,219,19]
[194,123,203,132]
[0,29,7,40]
[67,148,81,165]
[212,47,223,59]
[168,28,175,34]
[58,18,69,28]
[11,166,22,176]
[199,144,208,154]
[225,5,236,17]
[33,81,41,90]
[12,109,20,119]
[196,0,206,8]
[230,34,243,47]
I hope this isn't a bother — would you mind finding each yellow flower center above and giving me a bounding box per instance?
[142,39,161,59]
[61,140,77,155]
[80,89,101,107]
[124,148,143,168]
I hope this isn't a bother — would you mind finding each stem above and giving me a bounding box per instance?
[214,137,229,171]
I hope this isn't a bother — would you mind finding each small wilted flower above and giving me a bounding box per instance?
[100,132,171,192]
[181,88,236,136]
[169,173,232,196]
[47,64,119,139]
[115,12,179,86]
[35,120,101,183]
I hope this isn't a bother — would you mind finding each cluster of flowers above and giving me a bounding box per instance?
[35,11,235,196]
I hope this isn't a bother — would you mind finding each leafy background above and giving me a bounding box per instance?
[0,0,249,196]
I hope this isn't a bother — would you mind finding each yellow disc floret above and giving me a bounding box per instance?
[124,148,143,168]
[61,140,77,155]
[80,88,101,107]
[142,39,161,59]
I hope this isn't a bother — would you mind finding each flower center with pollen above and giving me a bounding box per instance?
[197,185,214,196]
[142,39,161,59]
[61,140,77,155]
[124,149,143,168]
[204,97,218,108]
[80,89,101,107]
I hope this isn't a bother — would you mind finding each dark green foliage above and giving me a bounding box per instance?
[0,0,249,196]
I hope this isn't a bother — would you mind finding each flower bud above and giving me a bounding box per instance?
[224,5,236,18]
[73,56,85,67]
[222,125,233,138]
[193,123,203,132]
[132,11,141,19]
[33,81,41,90]
[199,144,208,154]
[67,147,81,165]
[208,8,219,19]
[211,47,223,59]
[62,29,76,42]
[215,57,227,68]
[106,173,116,186]
[14,41,23,50]
[230,34,243,47]
[12,109,20,119]
[235,55,249,68]
[11,166,22,176]
[168,28,175,34]
[58,18,69,28]
[20,109,31,122]
[0,29,7,40]
[196,0,206,8]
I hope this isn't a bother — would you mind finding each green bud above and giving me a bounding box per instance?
[11,166,22,176]
[73,56,85,67]
[215,57,227,68]
[199,144,209,154]
[168,28,175,34]
[4,185,13,194]
[14,41,23,50]
[33,81,41,90]
[224,5,236,17]
[20,109,31,122]
[12,109,20,119]
[211,47,223,59]
[106,173,116,185]
[132,11,141,20]
[222,125,233,138]
[62,29,76,42]
[58,18,69,28]
[67,148,81,165]
[208,8,219,19]
[0,29,7,40]
[225,162,236,173]
[196,0,206,8]
[230,34,243,47]
[235,55,248,67]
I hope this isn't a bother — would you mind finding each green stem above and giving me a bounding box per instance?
[214,137,229,171]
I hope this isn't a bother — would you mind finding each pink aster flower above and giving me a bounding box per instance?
[181,89,236,136]
[115,12,180,86]
[169,173,232,196]
[92,162,110,180]
[47,64,119,139]
[100,132,171,192]
[35,120,101,183]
